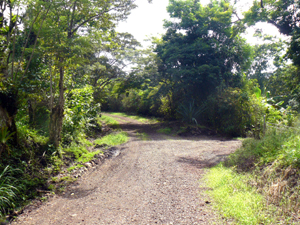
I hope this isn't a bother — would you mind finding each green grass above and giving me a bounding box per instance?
[64,144,102,164]
[225,127,300,169]
[67,164,84,172]
[205,125,300,224]
[94,132,128,147]
[157,127,172,135]
[204,165,275,225]
[108,112,159,124]
[77,150,101,163]
[99,114,120,128]
[64,145,88,159]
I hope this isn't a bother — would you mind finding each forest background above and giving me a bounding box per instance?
[0,0,300,222]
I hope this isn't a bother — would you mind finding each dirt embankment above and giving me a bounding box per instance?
[12,115,241,225]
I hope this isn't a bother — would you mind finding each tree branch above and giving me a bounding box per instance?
[19,3,52,84]
[69,3,125,38]
[15,7,42,80]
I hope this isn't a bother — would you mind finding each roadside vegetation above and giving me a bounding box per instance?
[99,115,120,129]
[1,0,300,223]
[94,132,128,147]
[204,125,300,224]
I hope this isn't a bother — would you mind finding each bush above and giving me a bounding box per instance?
[63,85,101,144]
[176,100,207,124]
[203,86,265,137]
[226,125,300,169]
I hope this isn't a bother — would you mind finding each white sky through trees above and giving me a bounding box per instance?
[117,0,283,48]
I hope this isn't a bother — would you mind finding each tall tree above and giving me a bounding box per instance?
[34,0,139,147]
[244,0,300,66]
[155,0,251,110]
[247,34,286,91]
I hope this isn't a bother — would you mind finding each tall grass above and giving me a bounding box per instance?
[0,127,15,156]
[0,166,21,216]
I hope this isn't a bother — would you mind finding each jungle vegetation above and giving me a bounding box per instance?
[0,0,300,222]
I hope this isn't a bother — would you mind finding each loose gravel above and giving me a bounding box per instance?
[12,115,241,225]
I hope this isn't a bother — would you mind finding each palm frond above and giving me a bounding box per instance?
[0,166,21,216]
[177,100,207,124]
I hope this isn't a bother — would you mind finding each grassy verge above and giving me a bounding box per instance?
[108,112,159,124]
[64,144,102,164]
[98,114,120,128]
[204,126,300,224]
[204,165,275,224]
[94,131,128,147]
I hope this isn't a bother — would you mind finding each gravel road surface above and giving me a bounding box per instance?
[12,114,240,225]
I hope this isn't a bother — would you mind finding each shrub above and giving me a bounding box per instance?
[63,85,101,144]
[0,127,15,157]
[0,166,21,216]
[176,100,207,124]
[203,86,265,137]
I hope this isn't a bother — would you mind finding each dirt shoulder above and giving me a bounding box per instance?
[12,114,241,225]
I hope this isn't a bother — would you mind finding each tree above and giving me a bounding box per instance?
[244,0,300,66]
[0,0,152,148]
[155,0,251,111]
[24,0,139,148]
[247,34,286,91]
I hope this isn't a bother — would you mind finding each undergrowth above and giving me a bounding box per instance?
[99,114,120,128]
[205,125,300,224]
[0,166,22,217]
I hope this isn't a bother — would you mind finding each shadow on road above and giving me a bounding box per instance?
[177,155,230,169]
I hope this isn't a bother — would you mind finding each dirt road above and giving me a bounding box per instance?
[13,114,240,224]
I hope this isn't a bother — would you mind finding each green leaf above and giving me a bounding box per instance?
[254,87,261,98]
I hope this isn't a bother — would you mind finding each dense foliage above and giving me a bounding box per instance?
[0,0,300,221]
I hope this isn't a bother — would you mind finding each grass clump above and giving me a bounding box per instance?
[204,164,274,224]
[64,145,88,159]
[99,114,120,128]
[64,144,102,164]
[157,127,172,135]
[94,132,128,147]
[109,112,159,124]
[225,127,297,170]
[77,150,101,163]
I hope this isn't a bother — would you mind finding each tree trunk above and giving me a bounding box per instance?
[49,61,65,148]
[0,104,18,143]
[28,99,34,125]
